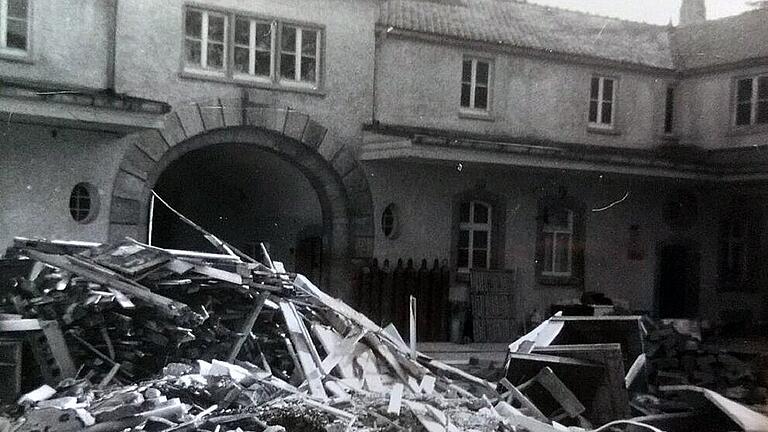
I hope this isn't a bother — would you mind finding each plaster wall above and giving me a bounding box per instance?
[677,65,768,149]
[114,0,378,155]
[0,123,126,248]
[374,37,671,149]
[0,1,111,89]
[365,160,768,322]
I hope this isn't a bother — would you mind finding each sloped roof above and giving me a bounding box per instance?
[378,0,768,72]
[671,8,768,71]
[379,0,674,69]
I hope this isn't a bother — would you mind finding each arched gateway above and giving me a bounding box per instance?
[107,97,374,297]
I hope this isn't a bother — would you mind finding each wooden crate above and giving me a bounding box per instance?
[470,269,517,342]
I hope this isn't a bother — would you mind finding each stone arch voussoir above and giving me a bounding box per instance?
[108,98,373,296]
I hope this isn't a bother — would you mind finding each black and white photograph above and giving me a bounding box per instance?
[1,0,768,430]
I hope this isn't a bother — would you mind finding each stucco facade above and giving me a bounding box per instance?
[1,0,768,337]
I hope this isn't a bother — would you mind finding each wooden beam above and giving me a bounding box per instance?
[226,291,269,362]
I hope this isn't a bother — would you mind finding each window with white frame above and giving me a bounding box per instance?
[541,208,574,276]
[183,8,322,88]
[588,76,616,128]
[457,201,492,272]
[233,17,273,78]
[1,0,28,52]
[279,25,319,84]
[185,9,227,72]
[460,58,490,111]
[735,75,768,126]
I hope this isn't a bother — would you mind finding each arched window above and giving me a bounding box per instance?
[457,201,492,272]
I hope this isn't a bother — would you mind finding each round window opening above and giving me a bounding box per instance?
[381,203,400,239]
[69,183,99,224]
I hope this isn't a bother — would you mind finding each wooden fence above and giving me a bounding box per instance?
[354,258,450,342]
[470,268,518,342]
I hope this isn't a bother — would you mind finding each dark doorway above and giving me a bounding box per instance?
[656,244,700,318]
[150,143,324,279]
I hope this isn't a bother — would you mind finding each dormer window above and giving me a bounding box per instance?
[735,75,768,127]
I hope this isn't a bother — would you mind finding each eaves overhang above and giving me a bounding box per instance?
[0,80,170,133]
[360,123,768,183]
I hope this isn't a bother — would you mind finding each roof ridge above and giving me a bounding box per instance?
[515,0,668,28]
[675,5,768,27]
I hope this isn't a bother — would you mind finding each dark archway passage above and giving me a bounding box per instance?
[109,101,375,299]
[657,244,701,318]
[151,143,325,282]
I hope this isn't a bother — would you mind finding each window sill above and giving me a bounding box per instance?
[179,70,326,97]
[537,275,583,288]
[459,109,494,122]
[587,125,621,136]
[727,123,768,137]
[0,49,32,64]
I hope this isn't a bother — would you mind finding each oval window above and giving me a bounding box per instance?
[69,183,99,224]
[381,203,399,239]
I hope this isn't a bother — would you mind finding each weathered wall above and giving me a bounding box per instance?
[0,1,111,89]
[0,123,126,247]
[374,36,672,149]
[365,159,768,322]
[114,0,378,158]
[677,65,768,149]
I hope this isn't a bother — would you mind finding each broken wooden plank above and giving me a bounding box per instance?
[24,251,199,323]
[533,367,586,418]
[424,358,497,393]
[0,319,42,332]
[279,301,327,399]
[226,291,269,362]
[499,377,547,422]
[364,333,420,393]
[316,326,367,376]
[660,385,768,432]
[409,296,417,358]
[625,353,647,390]
[387,383,404,415]
[192,265,243,285]
[39,320,77,381]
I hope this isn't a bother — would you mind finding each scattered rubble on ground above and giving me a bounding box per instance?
[0,235,767,432]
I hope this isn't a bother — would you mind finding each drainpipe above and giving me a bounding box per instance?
[106,0,118,92]
[371,27,387,125]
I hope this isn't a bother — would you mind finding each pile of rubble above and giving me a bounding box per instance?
[0,237,586,432]
[2,236,767,432]
[644,320,767,404]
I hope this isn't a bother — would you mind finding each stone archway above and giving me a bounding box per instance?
[107,97,374,297]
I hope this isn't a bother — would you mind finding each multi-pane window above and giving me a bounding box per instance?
[233,17,272,78]
[457,201,492,272]
[542,208,573,276]
[1,0,28,52]
[280,26,318,83]
[183,8,322,88]
[185,9,227,71]
[735,76,768,126]
[460,58,490,111]
[588,77,616,127]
